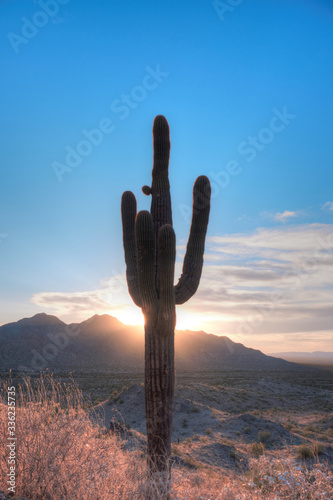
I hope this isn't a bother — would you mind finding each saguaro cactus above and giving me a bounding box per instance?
[121,115,211,485]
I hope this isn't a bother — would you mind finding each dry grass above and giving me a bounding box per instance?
[0,375,147,499]
[0,374,332,499]
[247,455,333,499]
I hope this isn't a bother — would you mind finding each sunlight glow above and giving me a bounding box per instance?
[110,307,144,326]
[111,306,205,331]
[176,309,202,331]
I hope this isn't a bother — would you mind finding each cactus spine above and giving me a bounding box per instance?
[121,115,211,486]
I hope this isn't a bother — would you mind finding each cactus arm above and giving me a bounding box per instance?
[121,191,142,307]
[135,210,159,321]
[157,224,176,336]
[174,176,211,305]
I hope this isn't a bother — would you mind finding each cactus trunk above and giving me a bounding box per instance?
[145,321,175,474]
[121,115,210,494]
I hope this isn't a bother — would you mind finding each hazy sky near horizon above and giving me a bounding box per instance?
[1,0,333,354]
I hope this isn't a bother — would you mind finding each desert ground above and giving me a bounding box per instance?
[86,368,333,471]
[1,366,332,499]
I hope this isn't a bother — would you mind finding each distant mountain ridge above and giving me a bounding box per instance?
[270,351,333,364]
[0,313,305,373]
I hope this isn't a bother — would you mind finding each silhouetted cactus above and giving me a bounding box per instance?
[121,115,210,490]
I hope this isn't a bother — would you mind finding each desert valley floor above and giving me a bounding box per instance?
[65,368,333,471]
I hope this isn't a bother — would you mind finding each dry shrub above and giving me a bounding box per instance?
[0,375,145,499]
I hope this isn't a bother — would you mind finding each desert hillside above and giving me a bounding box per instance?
[0,313,304,373]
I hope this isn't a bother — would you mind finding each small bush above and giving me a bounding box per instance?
[251,442,265,457]
[297,444,314,459]
[313,442,324,456]
[297,443,325,459]
[205,428,212,435]
[258,430,271,445]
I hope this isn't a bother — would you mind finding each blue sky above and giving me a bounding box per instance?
[1,0,333,353]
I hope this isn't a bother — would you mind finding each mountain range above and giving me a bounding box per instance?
[0,313,307,373]
[270,351,333,364]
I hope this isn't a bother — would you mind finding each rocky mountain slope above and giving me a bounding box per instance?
[0,313,303,373]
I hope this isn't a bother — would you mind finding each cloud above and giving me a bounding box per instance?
[32,273,143,326]
[322,201,333,211]
[31,223,333,353]
[273,210,298,222]
[262,210,300,222]
[207,223,333,256]
[185,223,333,349]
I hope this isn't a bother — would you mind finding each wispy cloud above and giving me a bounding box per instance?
[262,210,300,222]
[183,223,333,351]
[32,223,333,353]
[322,201,333,211]
[274,210,298,222]
[32,274,143,326]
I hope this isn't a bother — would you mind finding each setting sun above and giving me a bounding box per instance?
[109,307,144,327]
[109,306,202,332]
[175,310,201,331]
